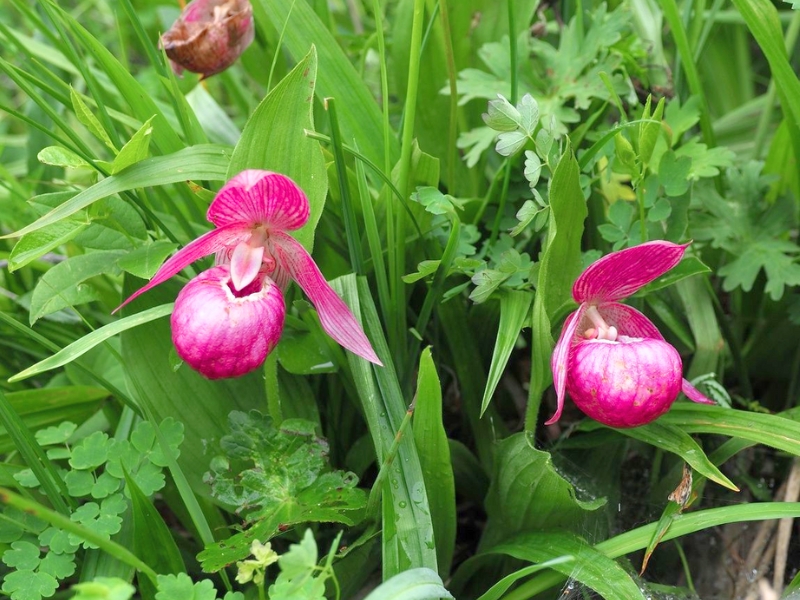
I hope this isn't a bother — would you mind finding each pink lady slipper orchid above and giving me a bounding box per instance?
[161,0,254,78]
[117,170,381,379]
[549,241,713,428]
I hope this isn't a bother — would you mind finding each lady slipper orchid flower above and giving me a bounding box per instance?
[117,170,382,379]
[161,0,254,78]
[549,241,713,428]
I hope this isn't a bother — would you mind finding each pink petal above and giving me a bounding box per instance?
[547,305,586,425]
[171,265,285,379]
[207,170,309,232]
[596,303,664,340]
[268,231,382,365]
[681,378,716,404]
[114,224,250,313]
[230,241,264,291]
[573,241,689,304]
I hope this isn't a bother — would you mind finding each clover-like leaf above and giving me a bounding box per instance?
[495,131,527,157]
[155,574,217,600]
[65,470,95,497]
[69,431,110,470]
[39,552,77,579]
[35,422,77,446]
[482,94,521,132]
[2,570,58,600]
[2,541,41,570]
[517,94,540,135]
[39,527,80,555]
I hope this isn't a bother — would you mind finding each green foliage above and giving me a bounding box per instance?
[1,0,800,597]
[199,411,365,571]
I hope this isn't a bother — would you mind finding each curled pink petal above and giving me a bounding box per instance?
[573,241,689,304]
[547,305,586,425]
[115,224,250,313]
[596,303,664,340]
[171,265,285,379]
[230,241,264,291]
[207,170,310,231]
[681,378,716,404]
[269,231,382,365]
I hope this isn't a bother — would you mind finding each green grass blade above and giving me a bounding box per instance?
[604,421,737,490]
[0,388,72,514]
[9,304,173,382]
[333,275,438,577]
[2,144,231,240]
[660,404,800,456]
[414,348,456,577]
[251,0,398,169]
[731,0,800,163]
[481,290,533,417]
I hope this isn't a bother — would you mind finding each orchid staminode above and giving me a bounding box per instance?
[118,170,381,379]
[549,241,713,428]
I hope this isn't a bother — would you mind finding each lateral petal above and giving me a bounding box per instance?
[114,224,249,312]
[269,231,382,365]
[547,305,586,426]
[596,303,664,340]
[681,378,715,404]
[207,170,309,232]
[573,241,689,304]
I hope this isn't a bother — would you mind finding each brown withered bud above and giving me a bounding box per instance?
[160,0,254,79]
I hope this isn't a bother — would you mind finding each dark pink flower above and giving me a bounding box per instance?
[161,0,254,78]
[549,241,713,428]
[118,170,381,379]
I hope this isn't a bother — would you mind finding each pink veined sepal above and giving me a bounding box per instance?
[269,231,382,365]
[207,170,310,231]
[681,378,716,404]
[572,241,689,304]
[546,305,587,425]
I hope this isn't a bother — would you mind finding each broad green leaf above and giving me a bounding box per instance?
[70,87,116,151]
[636,256,711,295]
[3,145,231,240]
[125,471,185,576]
[38,146,92,169]
[475,557,575,600]
[29,250,125,324]
[362,568,454,600]
[488,531,645,599]
[252,1,399,170]
[580,421,737,490]
[111,116,155,174]
[117,242,179,280]
[413,348,456,577]
[661,404,800,456]
[8,219,88,272]
[227,47,325,251]
[481,291,533,417]
[480,434,605,550]
[526,144,587,428]
[10,304,173,382]
[333,276,438,577]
